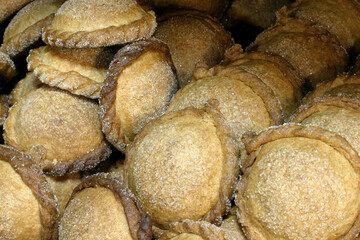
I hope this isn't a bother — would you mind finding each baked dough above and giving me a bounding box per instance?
[0,51,16,88]
[27,46,115,98]
[42,0,157,48]
[100,38,177,152]
[57,173,152,240]
[3,86,111,176]
[125,106,239,229]
[9,72,43,105]
[237,124,360,239]
[0,0,34,24]
[1,0,66,59]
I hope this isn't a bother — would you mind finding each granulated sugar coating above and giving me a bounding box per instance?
[125,107,239,229]
[238,137,360,239]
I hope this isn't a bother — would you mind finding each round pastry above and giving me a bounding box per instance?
[154,10,233,88]
[284,0,360,56]
[0,144,58,239]
[27,46,115,99]
[56,173,152,240]
[1,0,66,59]
[0,51,16,89]
[3,86,111,176]
[9,72,43,105]
[302,73,360,104]
[42,0,157,48]
[247,16,348,89]
[217,47,303,119]
[236,124,360,239]
[289,95,360,154]
[168,71,283,150]
[0,0,34,24]
[100,38,177,152]
[45,173,82,215]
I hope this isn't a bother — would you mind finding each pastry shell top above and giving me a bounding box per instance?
[284,0,360,55]
[154,10,233,88]
[57,173,152,240]
[237,124,360,239]
[27,45,115,99]
[289,95,360,154]
[1,0,66,59]
[0,145,58,239]
[3,86,111,176]
[0,0,33,24]
[303,74,360,104]
[247,16,348,89]
[9,72,43,105]
[125,106,239,229]
[100,38,177,152]
[42,0,157,48]
[0,51,16,87]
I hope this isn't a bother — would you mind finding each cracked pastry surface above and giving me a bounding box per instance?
[42,0,157,48]
[3,86,111,176]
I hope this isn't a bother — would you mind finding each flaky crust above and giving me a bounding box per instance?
[1,0,66,59]
[237,124,360,239]
[55,173,152,240]
[3,86,111,176]
[42,0,157,48]
[27,46,115,99]
[0,145,59,239]
[247,16,348,89]
[0,51,16,87]
[302,74,360,104]
[100,38,177,152]
[125,106,239,229]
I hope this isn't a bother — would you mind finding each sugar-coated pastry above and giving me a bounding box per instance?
[0,0,34,24]
[154,10,233,88]
[3,86,111,176]
[236,124,360,239]
[1,0,66,59]
[100,38,177,152]
[56,173,152,240]
[125,106,239,229]
[9,72,43,105]
[0,51,16,89]
[27,46,115,98]
[42,0,157,48]
[0,145,58,239]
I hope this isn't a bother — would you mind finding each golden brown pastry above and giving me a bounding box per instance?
[213,46,303,119]
[302,73,360,104]
[289,95,360,154]
[247,16,348,89]
[56,173,152,240]
[125,106,239,229]
[147,0,228,18]
[284,0,360,56]
[0,51,16,88]
[0,94,9,126]
[42,0,157,48]
[168,71,283,150]
[154,10,233,88]
[45,173,82,215]
[3,86,111,176]
[9,72,43,105]
[0,0,34,24]
[27,46,115,99]
[0,144,58,239]
[100,38,177,152]
[107,154,126,183]
[236,124,360,239]
[1,0,66,59]
[223,0,290,29]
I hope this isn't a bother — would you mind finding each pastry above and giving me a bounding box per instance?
[0,0,34,24]
[154,10,233,88]
[0,95,9,126]
[236,124,360,239]
[100,38,177,152]
[27,46,115,99]
[3,86,111,176]
[9,72,43,105]
[125,106,239,229]
[1,0,66,59]
[56,173,152,239]
[247,16,348,89]
[0,144,58,239]
[0,51,16,89]
[42,0,157,48]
